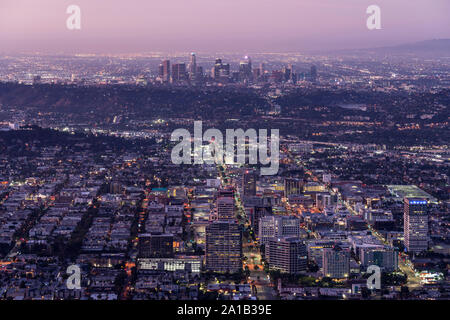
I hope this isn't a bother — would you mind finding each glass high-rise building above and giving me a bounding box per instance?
[242,169,257,197]
[259,215,301,245]
[189,53,197,81]
[323,245,350,279]
[265,237,307,274]
[217,196,235,221]
[171,63,186,83]
[404,198,428,254]
[205,221,242,273]
[162,60,171,82]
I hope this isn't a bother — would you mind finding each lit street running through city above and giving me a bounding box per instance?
[218,163,277,300]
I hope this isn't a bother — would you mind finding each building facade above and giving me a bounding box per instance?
[217,196,235,221]
[259,215,301,245]
[404,198,428,253]
[323,245,350,279]
[205,221,242,273]
[138,233,174,258]
[265,237,307,274]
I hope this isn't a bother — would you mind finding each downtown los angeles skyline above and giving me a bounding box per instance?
[1,0,450,53]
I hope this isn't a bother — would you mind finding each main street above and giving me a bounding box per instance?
[217,163,277,299]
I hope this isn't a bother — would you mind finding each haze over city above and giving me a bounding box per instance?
[1,0,450,53]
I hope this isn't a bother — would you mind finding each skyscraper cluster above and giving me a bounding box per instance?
[157,53,318,85]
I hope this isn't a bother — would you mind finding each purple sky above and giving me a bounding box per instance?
[1,0,449,53]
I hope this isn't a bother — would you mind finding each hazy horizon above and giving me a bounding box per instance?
[1,0,449,54]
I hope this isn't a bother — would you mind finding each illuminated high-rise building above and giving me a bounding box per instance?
[282,65,292,82]
[242,169,257,197]
[217,196,235,221]
[404,198,428,253]
[189,53,197,81]
[323,245,350,279]
[172,63,186,83]
[259,63,266,75]
[158,63,164,79]
[205,220,242,273]
[265,237,307,274]
[239,56,252,82]
[259,215,301,245]
[213,58,230,81]
[162,60,171,82]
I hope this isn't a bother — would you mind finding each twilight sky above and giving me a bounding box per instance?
[0,0,449,53]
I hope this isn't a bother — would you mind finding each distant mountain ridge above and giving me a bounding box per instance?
[376,39,450,54]
[324,39,450,57]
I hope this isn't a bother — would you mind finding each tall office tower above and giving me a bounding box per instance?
[284,178,303,198]
[213,58,230,81]
[213,58,222,78]
[250,206,272,236]
[217,196,235,220]
[158,63,164,79]
[310,65,317,82]
[259,63,266,76]
[138,233,174,258]
[242,169,257,197]
[162,60,171,82]
[189,52,197,81]
[288,64,294,81]
[282,65,292,82]
[323,245,350,278]
[221,63,231,77]
[205,220,242,273]
[171,63,187,83]
[265,237,307,274]
[404,198,428,254]
[259,216,301,245]
[239,56,253,82]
